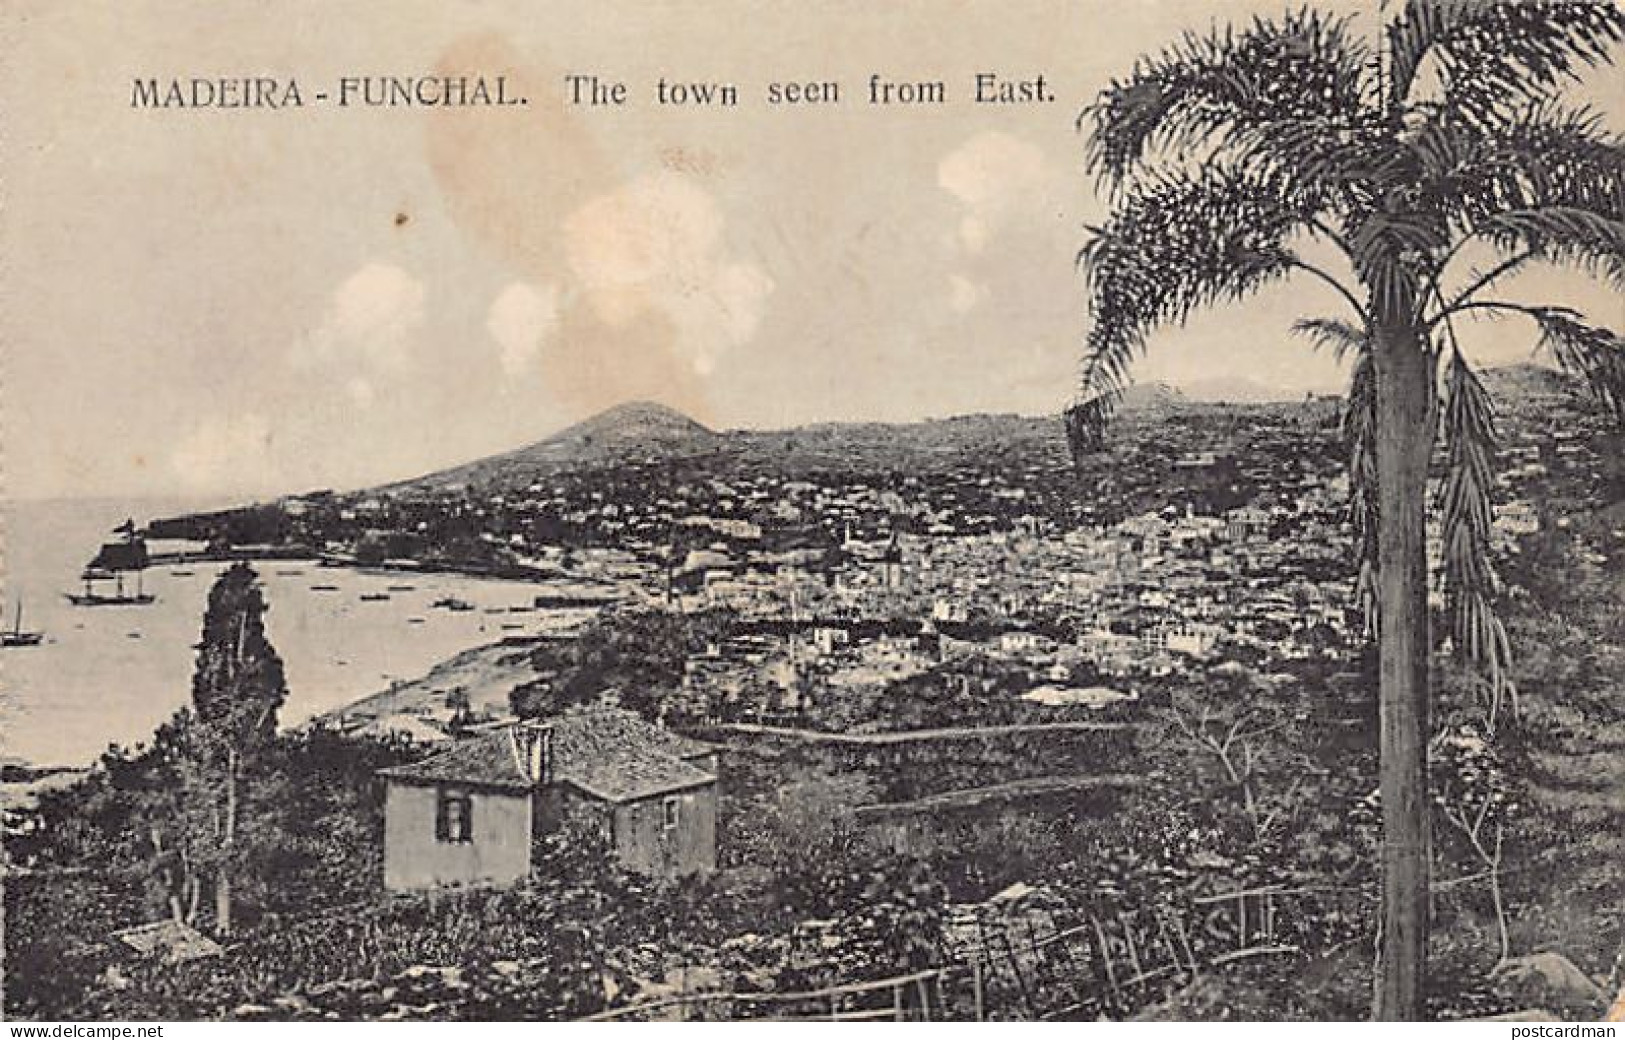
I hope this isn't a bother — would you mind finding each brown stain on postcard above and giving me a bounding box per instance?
[424,33,715,428]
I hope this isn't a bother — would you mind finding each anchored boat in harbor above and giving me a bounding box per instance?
[431,596,474,612]
[66,521,156,607]
[1,600,43,647]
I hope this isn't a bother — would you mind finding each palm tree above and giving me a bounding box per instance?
[1070,1,1623,1020]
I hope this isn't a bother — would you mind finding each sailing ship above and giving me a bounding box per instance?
[1,600,43,647]
[66,520,156,606]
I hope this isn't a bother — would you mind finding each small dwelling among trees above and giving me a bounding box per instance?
[378,707,718,891]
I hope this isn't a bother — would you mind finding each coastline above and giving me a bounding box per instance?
[311,635,545,733]
[3,496,577,772]
[0,637,542,798]
[143,546,558,584]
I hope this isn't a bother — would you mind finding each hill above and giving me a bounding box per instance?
[383,389,1347,497]
[1118,381,1188,413]
[1179,376,1321,404]
[1478,362,1583,410]
[401,401,719,491]
[548,400,715,448]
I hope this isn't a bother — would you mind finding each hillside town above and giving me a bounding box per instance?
[140,371,1614,749]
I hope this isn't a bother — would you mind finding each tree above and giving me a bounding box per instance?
[1071,2,1623,1018]
[510,607,736,723]
[189,561,287,935]
[1431,725,1517,966]
[1166,681,1309,848]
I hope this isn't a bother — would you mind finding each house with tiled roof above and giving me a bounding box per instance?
[377,706,718,891]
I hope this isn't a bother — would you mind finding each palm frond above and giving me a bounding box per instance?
[1424,103,1625,280]
[1084,8,1372,186]
[1293,316,1370,362]
[1403,106,1482,187]
[1441,252,1538,312]
[1474,206,1625,290]
[1424,104,1624,308]
[1386,0,1625,126]
[1351,206,1447,317]
[1246,115,1400,217]
[1434,103,1624,228]
[1487,103,1621,214]
[1436,349,1516,717]
[1530,306,1625,422]
[1069,167,1319,453]
[1344,348,1380,635]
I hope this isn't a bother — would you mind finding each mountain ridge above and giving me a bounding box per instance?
[387,362,1575,495]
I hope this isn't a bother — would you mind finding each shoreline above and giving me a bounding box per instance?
[310,635,545,733]
[144,547,559,584]
[1,636,545,778]
[4,524,593,772]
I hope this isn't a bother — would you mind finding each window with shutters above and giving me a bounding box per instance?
[434,788,473,843]
[662,795,680,831]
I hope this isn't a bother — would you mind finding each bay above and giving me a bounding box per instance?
[1,497,554,768]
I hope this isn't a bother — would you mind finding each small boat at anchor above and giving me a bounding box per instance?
[431,596,475,612]
[1,600,43,648]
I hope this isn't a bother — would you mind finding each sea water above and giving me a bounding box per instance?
[1,498,556,767]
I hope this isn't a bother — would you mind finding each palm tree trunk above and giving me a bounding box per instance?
[1371,325,1433,1021]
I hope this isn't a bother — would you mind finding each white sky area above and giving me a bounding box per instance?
[4,0,1621,499]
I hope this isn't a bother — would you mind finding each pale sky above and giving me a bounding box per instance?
[4,0,1621,500]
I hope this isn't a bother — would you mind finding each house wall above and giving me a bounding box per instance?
[383,782,533,891]
[611,783,717,877]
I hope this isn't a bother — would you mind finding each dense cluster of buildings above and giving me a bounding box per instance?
[237,394,1606,736]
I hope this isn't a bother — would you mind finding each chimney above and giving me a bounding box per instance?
[510,722,553,786]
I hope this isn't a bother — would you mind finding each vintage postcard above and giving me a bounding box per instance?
[3,0,1623,1026]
